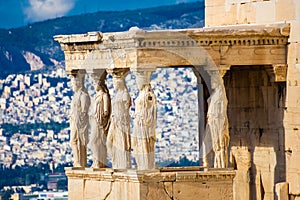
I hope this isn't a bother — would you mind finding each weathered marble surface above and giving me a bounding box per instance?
[133,84,157,170]
[70,73,90,167]
[54,10,293,199]
[66,168,235,200]
[203,71,229,169]
[106,70,132,169]
[89,71,111,168]
[132,70,157,170]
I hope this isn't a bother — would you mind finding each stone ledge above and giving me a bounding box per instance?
[65,167,235,183]
[54,23,290,52]
[66,167,235,200]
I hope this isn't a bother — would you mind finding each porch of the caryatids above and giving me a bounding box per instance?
[69,70,91,168]
[106,68,132,169]
[132,68,157,171]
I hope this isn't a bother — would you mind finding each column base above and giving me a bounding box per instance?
[65,167,235,200]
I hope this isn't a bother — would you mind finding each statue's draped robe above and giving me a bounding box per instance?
[203,85,229,168]
[107,89,131,169]
[133,86,157,170]
[70,89,91,167]
[89,90,111,167]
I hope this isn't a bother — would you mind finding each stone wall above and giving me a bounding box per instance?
[224,66,285,199]
[205,0,300,197]
[205,0,299,31]
[66,168,235,200]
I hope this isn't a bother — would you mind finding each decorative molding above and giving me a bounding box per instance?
[265,64,288,82]
[55,23,290,51]
[54,32,102,44]
[137,36,288,49]
[218,65,231,77]
[273,64,288,82]
[55,24,289,72]
[64,168,235,183]
[106,68,130,78]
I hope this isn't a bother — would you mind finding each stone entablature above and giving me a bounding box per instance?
[54,23,289,82]
[55,24,289,50]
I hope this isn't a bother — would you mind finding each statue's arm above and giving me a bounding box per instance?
[123,92,131,109]
[103,93,110,117]
[144,92,156,125]
[80,92,90,113]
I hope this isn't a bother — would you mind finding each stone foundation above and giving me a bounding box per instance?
[65,167,235,200]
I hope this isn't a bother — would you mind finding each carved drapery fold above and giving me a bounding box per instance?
[54,23,290,170]
[106,68,132,169]
[132,68,157,170]
[89,69,111,168]
[69,70,91,167]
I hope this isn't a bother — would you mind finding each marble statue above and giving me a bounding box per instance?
[132,84,157,170]
[203,73,230,168]
[70,73,91,167]
[89,73,111,168]
[230,146,251,200]
[106,75,132,169]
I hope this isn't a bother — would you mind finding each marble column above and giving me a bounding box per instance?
[132,68,157,170]
[106,68,132,169]
[69,70,91,167]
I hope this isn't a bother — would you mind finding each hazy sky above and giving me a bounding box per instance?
[0,0,199,29]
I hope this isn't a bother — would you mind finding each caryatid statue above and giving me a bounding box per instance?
[203,71,230,168]
[106,69,132,169]
[89,71,111,168]
[70,71,91,167]
[132,69,157,170]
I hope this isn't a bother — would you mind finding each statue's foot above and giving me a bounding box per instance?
[203,157,209,171]
[73,162,82,167]
[91,161,101,169]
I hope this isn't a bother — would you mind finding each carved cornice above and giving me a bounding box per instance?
[54,32,103,44]
[55,23,290,51]
[54,23,290,73]
[65,168,235,183]
[58,33,288,52]
[135,36,288,49]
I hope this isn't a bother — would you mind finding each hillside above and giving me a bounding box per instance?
[0,1,204,78]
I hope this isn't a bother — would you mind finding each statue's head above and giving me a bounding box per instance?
[71,73,85,92]
[97,81,109,93]
[91,70,108,92]
[112,77,125,90]
[135,71,151,90]
[209,70,221,90]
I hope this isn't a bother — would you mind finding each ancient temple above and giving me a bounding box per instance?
[54,0,300,199]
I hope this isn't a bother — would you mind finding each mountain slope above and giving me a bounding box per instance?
[0,1,204,78]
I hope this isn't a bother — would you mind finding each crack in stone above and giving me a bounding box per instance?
[163,182,173,200]
[82,180,86,200]
[145,184,150,198]
[103,181,113,200]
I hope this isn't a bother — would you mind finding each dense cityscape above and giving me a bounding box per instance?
[0,65,199,168]
[0,65,200,198]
